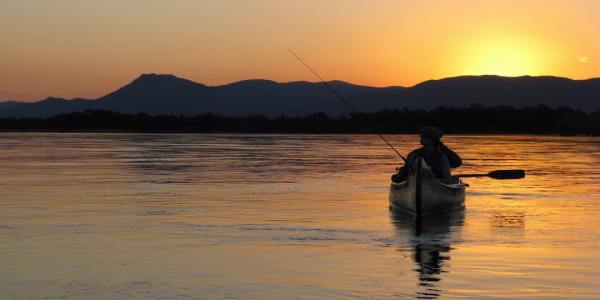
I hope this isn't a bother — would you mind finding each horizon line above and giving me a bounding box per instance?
[3,73,600,103]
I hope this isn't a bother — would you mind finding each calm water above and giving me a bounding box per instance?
[1,133,599,299]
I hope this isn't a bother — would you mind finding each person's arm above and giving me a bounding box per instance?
[440,143,462,168]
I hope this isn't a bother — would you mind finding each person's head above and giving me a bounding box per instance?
[419,126,443,148]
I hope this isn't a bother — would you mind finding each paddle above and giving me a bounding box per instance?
[457,169,525,180]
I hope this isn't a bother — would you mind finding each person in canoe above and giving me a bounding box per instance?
[392,126,461,184]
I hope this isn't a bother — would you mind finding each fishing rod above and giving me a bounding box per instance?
[288,49,407,162]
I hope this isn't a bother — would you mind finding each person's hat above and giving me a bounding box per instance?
[419,126,443,140]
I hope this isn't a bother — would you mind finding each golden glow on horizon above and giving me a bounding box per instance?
[446,31,567,77]
[459,37,547,76]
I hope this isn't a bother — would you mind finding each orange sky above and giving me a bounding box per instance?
[0,0,598,101]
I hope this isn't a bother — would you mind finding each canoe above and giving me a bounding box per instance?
[389,157,466,215]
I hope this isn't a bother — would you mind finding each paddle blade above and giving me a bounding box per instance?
[487,169,525,180]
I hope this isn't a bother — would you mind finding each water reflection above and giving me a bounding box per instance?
[489,209,526,240]
[490,210,525,228]
[105,134,395,185]
[2,133,600,298]
[391,210,465,299]
[110,134,195,176]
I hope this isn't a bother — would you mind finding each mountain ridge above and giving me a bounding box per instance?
[1,74,599,118]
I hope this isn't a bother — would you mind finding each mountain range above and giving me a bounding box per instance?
[1,73,599,118]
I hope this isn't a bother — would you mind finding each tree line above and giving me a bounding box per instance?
[1,105,599,135]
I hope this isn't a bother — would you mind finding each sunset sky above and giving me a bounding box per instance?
[1,0,598,101]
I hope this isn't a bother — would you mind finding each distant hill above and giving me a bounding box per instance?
[0,101,20,110]
[1,74,599,118]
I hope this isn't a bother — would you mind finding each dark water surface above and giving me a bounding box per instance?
[1,133,599,299]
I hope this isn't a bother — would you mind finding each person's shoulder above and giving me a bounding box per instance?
[407,148,423,159]
[408,148,422,155]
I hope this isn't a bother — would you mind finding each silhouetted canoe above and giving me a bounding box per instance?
[389,158,466,215]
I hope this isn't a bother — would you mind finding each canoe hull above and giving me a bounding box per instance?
[389,158,465,215]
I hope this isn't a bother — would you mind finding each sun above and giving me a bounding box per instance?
[456,35,550,77]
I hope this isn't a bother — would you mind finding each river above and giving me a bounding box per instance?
[1,133,599,299]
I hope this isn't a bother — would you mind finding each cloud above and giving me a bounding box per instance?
[578,56,589,63]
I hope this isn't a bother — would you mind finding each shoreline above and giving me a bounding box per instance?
[0,129,592,137]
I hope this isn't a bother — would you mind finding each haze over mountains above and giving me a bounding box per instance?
[1,73,599,118]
